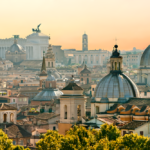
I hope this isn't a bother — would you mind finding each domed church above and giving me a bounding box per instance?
[137,45,150,94]
[91,45,140,117]
[5,35,26,64]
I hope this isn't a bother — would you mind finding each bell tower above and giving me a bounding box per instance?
[82,33,88,51]
[110,45,123,73]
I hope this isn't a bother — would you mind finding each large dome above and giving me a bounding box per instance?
[94,73,140,102]
[33,89,63,101]
[140,45,150,67]
[9,43,24,53]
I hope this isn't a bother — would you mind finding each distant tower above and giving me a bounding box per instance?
[60,76,87,124]
[82,33,88,51]
[39,51,47,89]
[45,44,55,69]
[80,65,91,84]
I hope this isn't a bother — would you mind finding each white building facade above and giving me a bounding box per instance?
[0,25,49,60]
[64,33,110,66]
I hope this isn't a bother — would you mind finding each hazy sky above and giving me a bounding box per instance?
[0,0,150,51]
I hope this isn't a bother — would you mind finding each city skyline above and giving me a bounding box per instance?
[1,0,150,51]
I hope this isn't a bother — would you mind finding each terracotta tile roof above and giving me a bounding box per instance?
[97,117,115,124]
[35,113,59,120]
[0,103,17,110]
[120,121,147,130]
[10,93,28,98]
[33,129,47,134]
[125,98,150,106]
[4,124,31,138]
[17,121,33,125]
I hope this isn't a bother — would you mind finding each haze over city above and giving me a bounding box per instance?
[1,0,150,50]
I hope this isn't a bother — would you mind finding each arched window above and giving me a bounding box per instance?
[119,62,120,70]
[79,55,81,64]
[3,114,7,123]
[42,81,45,89]
[87,78,89,84]
[91,55,93,64]
[96,106,99,114]
[48,62,50,67]
[10,113,14,123]
[115,62,117,70]
[84,55,88,64]
[145,78,147,84]
[112,62,113,70]
[49,83,52,88]
[77,105,81,121]
[64,105,67,119]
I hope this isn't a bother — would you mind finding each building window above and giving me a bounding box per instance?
[144,92,147,96]
[19,140,23,145]
[49,83,52,88]
[19,98,22,102]
[140,131,143,136]
[48,62,50,67]
[10,113,14,123]
[145,78,147,84]
[21,80,23,83]
[87,78,89,84]
[92,88,94,91]
[13,141,16,145]
[3,114,7,123]
[23,98,26,101]
[64,105,67,119]
[13,99,15,102]
[77,105,81,121]
[96,106,99,114]
[53,126,56,130]
[129,131,133,134]
[52,62,53,67]
[123,131,126,136]
[81,78,83,81]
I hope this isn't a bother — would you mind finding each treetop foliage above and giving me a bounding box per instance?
[36,123,150,150]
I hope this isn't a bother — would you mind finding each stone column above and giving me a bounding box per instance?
[88,55,90,64]
[7,112,10,123]
[76,55,78,64]
[99,55,101,65]
[93,55,96,64]
[81,55,84,63]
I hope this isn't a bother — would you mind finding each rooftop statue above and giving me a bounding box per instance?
[32,24,41,33]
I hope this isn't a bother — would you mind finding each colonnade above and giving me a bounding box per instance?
[75,54,101,65]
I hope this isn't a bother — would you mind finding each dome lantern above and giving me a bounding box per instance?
[110,45,123,73]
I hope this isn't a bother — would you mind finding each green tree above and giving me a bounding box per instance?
[0,129,30,150]
[36,130,63,150]
[100,123,121,140]
[36,123,150,150]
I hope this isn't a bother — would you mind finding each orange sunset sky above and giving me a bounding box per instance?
[0,0,150,51]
